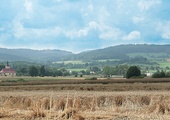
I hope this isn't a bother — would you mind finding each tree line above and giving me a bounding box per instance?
[16,64,131,77]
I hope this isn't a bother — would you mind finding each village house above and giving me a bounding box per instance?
[0,62,16,76]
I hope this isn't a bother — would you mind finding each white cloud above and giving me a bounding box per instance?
[132,16,144,24]
[24,0,33,13]
[162,32,170,39]
[88,4,93,12]
[0,0,169,52]
[12,20,63,39]
[30,27,63,38]
[65,21,100,39]
[99,27,123,40]
[138,0,161,11]
[65,28,88,39]
[123,31,141,40]
[157,21,170,39]
[88,21,100,30]
[13,21,25,38]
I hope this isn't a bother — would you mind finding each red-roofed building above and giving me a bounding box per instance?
[0,62,16,76]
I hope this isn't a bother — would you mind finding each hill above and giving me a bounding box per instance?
[70,44,170,61]
[0,44,170,62]
[0,48,72,62]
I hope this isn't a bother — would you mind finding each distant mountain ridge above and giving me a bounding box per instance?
[0,48,72,62]
[68,44,170,61]
[0,44,170,62]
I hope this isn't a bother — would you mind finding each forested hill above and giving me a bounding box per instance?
[69,44,170,61]
[0,48,72,62]
[0,44,170,62]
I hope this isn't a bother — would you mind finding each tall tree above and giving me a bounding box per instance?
[29,66,39,77]
[126,66,141,79]
[103,65,111,77]
[40,65,46,77]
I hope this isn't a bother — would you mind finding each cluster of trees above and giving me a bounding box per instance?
[2,60,170,79]
[13,63,144,79]
[152,70,170,78]
[18,65,92,77]
[102,65,129,77]
[17,64,132,77]
[19,65,71,77]
[51,56,155,70]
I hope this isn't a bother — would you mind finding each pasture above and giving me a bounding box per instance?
[0,77,170,119]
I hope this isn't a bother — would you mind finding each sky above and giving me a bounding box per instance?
[0,0,170,53]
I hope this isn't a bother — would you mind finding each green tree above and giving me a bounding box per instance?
[160,70,165,78]
[17,66,28,76]
[0,64,5,70]
[40,65,46,77]
[103,65,111,77]
[56,70,63,76]
[152,72,160,78]
[29,66,39,77]
[152,70,165,78]
[126,66,141,79]
[166,71,170,77]
[85,70,90,75]
[90,66,100,72]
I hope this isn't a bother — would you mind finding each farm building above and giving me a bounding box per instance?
[0,62,16,76]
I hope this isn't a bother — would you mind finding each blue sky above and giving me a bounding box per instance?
[0,0,170,53]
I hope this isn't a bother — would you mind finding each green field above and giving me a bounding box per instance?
[127,52,169,59]
[157,60,170,68]
[55,60,85,64]
[67,68,87,72]
[97,59,119,62]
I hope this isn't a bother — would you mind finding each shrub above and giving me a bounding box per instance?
[80,74,83,77]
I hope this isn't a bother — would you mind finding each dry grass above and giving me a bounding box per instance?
[0,91,170,119]
[0,78,170,119]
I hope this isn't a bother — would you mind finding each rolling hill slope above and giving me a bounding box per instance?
[70,44,170,61]
[0,44,170,62]
[0,48,72,62]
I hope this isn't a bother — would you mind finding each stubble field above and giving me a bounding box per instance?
[0,77,170,120]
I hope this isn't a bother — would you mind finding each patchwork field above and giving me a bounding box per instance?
[0,78,170,120]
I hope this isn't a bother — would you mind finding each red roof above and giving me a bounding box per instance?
[0,68,16,73]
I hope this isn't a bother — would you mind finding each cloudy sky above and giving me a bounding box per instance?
[0,0,170,53]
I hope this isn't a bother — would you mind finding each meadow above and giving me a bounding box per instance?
[0,77,170,119]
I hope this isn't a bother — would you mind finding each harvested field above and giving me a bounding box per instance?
[0,91,170,119]
[0,78,170,119]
